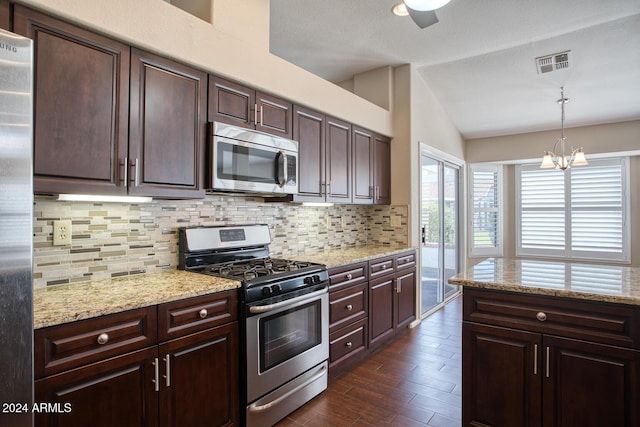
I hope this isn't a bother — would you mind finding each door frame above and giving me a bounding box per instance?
[418,144,466,319]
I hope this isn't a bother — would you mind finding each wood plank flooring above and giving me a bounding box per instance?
[276,295,462,427]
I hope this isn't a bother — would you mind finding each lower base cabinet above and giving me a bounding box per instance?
[328,250,417,374]
[35,347,160,427]
[463,287,640,427]
[34,290,239,427]
[160,323,238,427]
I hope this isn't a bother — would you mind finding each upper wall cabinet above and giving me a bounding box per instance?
[14,6,130,196]
[0,0,9,30]
[292,105,352,203]
[352,127,391,205]
[373,134,391,204]
[14,7,206,199]
[129,49,206,198]
[208,75,293,139]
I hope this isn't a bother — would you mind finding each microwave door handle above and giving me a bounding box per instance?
[276,150,287,188]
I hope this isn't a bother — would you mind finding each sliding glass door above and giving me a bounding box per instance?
[420,153,461,316]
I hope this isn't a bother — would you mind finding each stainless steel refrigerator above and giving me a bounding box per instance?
[0,28,34,427]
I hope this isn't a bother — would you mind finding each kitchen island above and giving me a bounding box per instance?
[450,258,640,427]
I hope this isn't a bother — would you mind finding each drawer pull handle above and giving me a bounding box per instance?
[199,309,208,319]
[346,341,353,348]
[97,333,109,345]
[381,264,388,270]
[346,304,353,311]
[346,273,353,280]
[536,312,547,322]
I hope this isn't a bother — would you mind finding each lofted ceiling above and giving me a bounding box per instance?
[269,0,640,139]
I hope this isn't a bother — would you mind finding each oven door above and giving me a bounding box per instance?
[245,286,328,403]
[211,131,298,195]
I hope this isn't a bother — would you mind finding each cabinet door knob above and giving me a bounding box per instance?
[97,333,109,345]
[346,304,353,311]
[346,273,353,280]
[199,308,208,319]
[536,312,547,322]
[346,341,353,348]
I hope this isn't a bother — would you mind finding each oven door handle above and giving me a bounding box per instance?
[248,288,326,314]
[248,363,327,413]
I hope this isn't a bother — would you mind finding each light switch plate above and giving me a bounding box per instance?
[390,216,401,227]
[53,220,72,246]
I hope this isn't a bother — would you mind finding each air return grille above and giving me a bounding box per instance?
[536,51,571,74]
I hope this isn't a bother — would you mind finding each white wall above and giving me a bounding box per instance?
[19,0,392,136]
[392,65,465,248]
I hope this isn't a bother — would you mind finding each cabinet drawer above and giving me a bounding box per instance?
[464,288,640,349]
[158,289,238,341]
[396,251,416,271]
[329,262,367,291]
[34,306,157,379]
[329,318,367,367]
[330,282,367,331]
[369,256,395,279]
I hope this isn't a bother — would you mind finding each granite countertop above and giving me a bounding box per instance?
[33,245,415,329]
[449,258,640,306]
[294,245,416,268]
[33,270,240,329]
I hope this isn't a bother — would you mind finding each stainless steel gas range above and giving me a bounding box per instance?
[178,224,329,427]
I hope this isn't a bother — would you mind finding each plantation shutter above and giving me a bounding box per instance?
[469,165,502,257]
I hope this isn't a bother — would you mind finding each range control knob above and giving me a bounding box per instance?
[303,276,314,285]
[271,284,282,293]
[262,286,273,297]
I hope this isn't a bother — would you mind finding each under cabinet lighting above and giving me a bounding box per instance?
[301,202,334,207]
[57,194,153,203]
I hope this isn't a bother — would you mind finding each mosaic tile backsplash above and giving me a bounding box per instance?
[33,195,409,288]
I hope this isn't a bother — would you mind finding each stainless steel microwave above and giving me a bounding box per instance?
[209,122,298,195]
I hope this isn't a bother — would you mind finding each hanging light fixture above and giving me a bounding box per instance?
[540,87,588,170]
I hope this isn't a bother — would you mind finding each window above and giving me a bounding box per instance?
[469,164,502,257]
[516,158,629,263]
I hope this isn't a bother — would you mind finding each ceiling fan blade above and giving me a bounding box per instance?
[407,8,439,29]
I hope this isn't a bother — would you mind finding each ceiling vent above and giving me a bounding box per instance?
[535,51,571,74]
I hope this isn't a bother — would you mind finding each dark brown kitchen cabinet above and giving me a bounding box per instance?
[35,347,159,427]
[352,126,374,204]
[368,273,395,348]
[34,290,239,427]
[292,107,352,203]
[368,251,417,350]
[463,287,640,427]
[159,323,239,427]
[373,134,391,204]
[293,105,325,201]
[208,75,292,138]
[15,7,206,199]
[156,290,239,427]
[394,253,416,329]
[129,48,206,198]
[327,261,368,373]
[14,5,130,196]
[0,0,9,30]
[325,117,351,203]
[352,127,391,205]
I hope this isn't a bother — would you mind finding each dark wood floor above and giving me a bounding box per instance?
[276,295,462,426]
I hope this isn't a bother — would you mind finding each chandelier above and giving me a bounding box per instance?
[540,87,588,170]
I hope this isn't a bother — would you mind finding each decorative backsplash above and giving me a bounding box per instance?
[33,195,409,288]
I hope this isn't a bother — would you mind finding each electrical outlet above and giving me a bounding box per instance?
[53,220,72,246]
[390,216,401,227]
[341,216,347,229]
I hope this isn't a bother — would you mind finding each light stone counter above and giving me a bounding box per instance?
[449,258,640,306]
[33,270,240,329]
[34,245,416,329]
[294,245,416,269]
